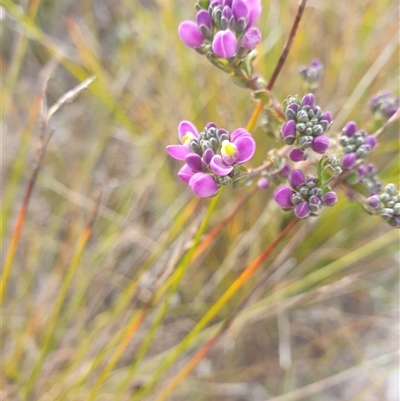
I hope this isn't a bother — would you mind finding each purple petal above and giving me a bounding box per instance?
[177,164,195,184]
[289,169,306,189]
[178,120,199,143]
[166,145,190,160]
[230,128,251,142]
[210,155,233,176]
[311,58,323,68]
[189,173,219,197]
[197,10,212,38]
[273,186,294,208]
[281,120,296,144]
[232,0,249,21]
[287,103,299,114]
[279,162,291,177]
[342,121,357,137]
[321,191,338,206]
[212,30,237,58]
[289,148,306,162]
[178,21,205,48]
[206,122,217,130]
[235,135,256,163]
[311,135,330,154]
[320,111,333,124]
[245,0,262,27]
[202,148,215,166]
[301,93,315,107]
[240,27,261,50]
[367,195,380,209]
[294,202,310,219]
[185,152,203,172]
[257,177,269,189]
[365,135,377,150]
[196,10,212,30]
[342,153,356,169]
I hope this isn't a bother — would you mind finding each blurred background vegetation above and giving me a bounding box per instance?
[1,0,399,400]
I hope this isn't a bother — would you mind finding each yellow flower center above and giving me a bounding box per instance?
[221,140,237,157]
[182,132,196,145]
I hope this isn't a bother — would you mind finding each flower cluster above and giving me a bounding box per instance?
[179,0,262,60]
[166,121,256,197]
[299,58,324,89]
[339,121,377,169]
[370,91,399,119]
[356,163,381,196]
[273,169,337,219]
[280,93,333,162]
[368,184,400,228]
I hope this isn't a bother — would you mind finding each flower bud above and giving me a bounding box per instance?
[212,29,237,58]
[289,169,306,189]
[312,135,330,154]
[321,191,338,206]
[294,201,310,219]
[274,186,294,208]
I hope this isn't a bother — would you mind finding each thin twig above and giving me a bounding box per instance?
[247,0,308,131]
[266,0,308,91]
[374,108,400,137]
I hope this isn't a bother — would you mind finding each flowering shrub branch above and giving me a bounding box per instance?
[167,0,399,229]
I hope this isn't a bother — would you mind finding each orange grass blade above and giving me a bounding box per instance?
[1,132,53,305]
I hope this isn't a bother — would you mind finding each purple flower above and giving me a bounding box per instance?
[299,58,324,88]
[245,0,262,27]
[294,202,310,219]
[289,169,306,189]
[212,30,237,58]
[281,94,332,160]
[167,121,256,197]
[239,27,261,51]
[355,163,381,195]
[179,0,262,60]
[311,135,330,154]
[273,186,293,209]
[370,91,399,119]
[342,153,356,170]
[366,184,400,228]
[197,10,213,38]
[339,122,377,165]
[321,191,338,206]
[289,148,306,162]
[166,120,199,161]
[281,120,296,145]
[257,177,270,189]
[178,164,195,183]
[273,169,338,219]
[179,21,205,48]
[189,173,219,197]
[342,121,357,137]
[368,195,380,209]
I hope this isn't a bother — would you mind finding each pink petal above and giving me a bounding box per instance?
[178,21,205,48]
[234,135,256,163]
[189,173,219,197]
[212,30,237,59]
[210,155,233,176]
[177,164,195,184]
[166,145,190,161]
[230,127,252,142]
[178,120,199,143]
